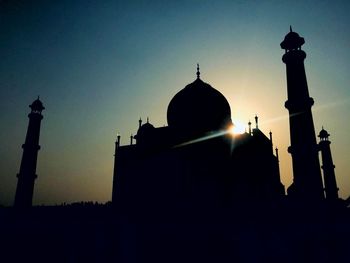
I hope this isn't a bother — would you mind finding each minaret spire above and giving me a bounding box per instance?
[269,131,273,152]
[14,97,45,208]
[117,133,121,148]
[290,25,293,32]
[139,118,142,128]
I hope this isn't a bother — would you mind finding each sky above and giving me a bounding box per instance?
[1,0,350,206]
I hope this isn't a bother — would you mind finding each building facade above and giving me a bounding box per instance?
[112,67,285,213]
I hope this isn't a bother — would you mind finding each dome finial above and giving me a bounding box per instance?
[196,63,200,79]
[290,25,293,32]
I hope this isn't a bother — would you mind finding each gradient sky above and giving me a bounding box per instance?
[1,0,350,206]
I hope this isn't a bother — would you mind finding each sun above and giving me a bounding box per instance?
[229,121,246,135]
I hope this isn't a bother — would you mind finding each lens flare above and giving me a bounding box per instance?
[229,122,246,135]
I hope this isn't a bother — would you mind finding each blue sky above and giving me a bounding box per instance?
[1,0,350,205]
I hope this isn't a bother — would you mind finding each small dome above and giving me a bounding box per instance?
[280,28,305,50]
[139,122,154,131]
[29,97,45,112]
[167,78,232,133]
[135,121,155,142]
[318,128,330,140]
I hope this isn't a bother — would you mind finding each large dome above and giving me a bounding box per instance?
[167,77,232,133]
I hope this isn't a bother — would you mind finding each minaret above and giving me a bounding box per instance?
[281,28,324,201]
[269,131,273,153]
[112,133,121,203]
[14,97,45,208]
[318,128,339,200]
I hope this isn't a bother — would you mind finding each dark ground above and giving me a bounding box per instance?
[1,201,349,263]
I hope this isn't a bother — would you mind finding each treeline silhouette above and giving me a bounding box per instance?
[1,201,350,263]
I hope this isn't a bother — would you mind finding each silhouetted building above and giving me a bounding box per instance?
[14,97,45,208]
[318,127,339,200]
[281,27,325,201]
[4,29,350,263]
[112,66,285,212]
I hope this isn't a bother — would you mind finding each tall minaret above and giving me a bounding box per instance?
[318,128,339,200]
[281,28,324,201]
[14,97,45,208]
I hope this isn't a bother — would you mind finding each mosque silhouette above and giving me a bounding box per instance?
[112,64,285,213]
[3,29,350,263]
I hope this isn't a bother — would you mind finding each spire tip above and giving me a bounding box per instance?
[196,63,200,79]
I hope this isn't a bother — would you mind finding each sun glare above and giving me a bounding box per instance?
[229,122,246,135]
